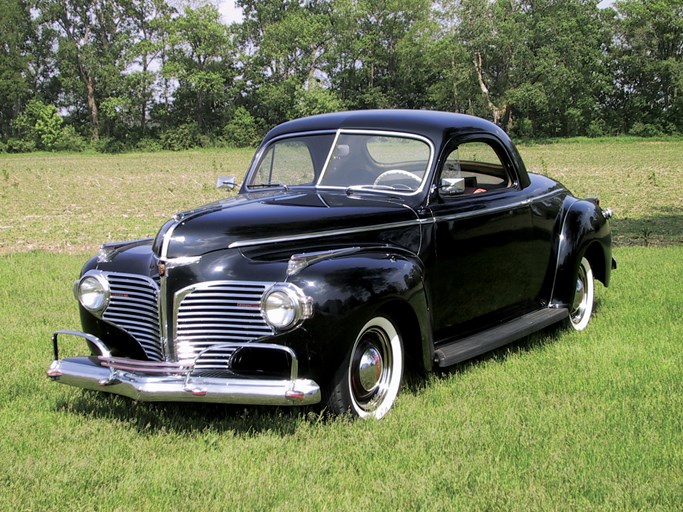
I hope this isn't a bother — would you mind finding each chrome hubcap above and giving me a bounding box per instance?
[350,327,393,410]
[357,347,382,393]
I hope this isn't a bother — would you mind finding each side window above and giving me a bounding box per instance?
[441,140,512,196]
[252,140,316,186]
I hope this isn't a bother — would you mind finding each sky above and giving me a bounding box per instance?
[218,0,243,24]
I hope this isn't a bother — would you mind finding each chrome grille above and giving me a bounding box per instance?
[102,273,162,361]
[174,281,274,364]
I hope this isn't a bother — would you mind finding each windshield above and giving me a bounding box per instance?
[246,130,433,194]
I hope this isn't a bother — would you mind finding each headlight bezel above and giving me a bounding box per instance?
[74,271,111,316]
[260,283,313,331]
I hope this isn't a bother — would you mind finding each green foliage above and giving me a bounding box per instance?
[629,122,666,138]
[0,0,32,140]
[5,137,36,153]
[613,0,683,133]
[292,84,345,118]
[159,123,202,151]
[135,137,163,152]
[11,99,85,152]
[223,107,261,148]
[1,0,682,151]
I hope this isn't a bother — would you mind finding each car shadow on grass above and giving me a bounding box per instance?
[55,392,327,436]
[611,210,683,246]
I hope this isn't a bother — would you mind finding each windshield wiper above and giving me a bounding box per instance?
[345,185,403,198]
[248,182,289,191]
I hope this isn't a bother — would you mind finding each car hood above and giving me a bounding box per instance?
[154,189,421,259]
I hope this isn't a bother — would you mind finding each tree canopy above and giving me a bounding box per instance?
[1,0,681,152]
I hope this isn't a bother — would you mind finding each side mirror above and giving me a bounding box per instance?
[216,176,237,190]
[440,177,465,196]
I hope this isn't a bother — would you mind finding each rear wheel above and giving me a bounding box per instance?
[327,316,404,419]
[568,257,594,331]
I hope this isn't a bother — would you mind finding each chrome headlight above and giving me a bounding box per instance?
[75,272,110,315]
[260,283,313,330]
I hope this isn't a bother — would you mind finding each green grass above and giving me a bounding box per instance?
[517,139,683,246]
[1,138,681,252]
[0,247,681,510]
[0,149,253,253]
[0,139,682,510]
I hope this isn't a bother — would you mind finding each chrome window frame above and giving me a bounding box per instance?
[243,129,435,197]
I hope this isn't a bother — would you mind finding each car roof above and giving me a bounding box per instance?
[264,109,507,144]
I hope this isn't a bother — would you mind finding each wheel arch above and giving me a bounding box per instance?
[550,198,613,308]
[375,299,431,375]
[288,247,433,378]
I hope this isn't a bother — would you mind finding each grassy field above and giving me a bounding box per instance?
[0,139,682,510]
[0,138,681,253]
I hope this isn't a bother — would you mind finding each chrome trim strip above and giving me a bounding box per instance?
[287,247,361,276]
[521,188,565,205]
[158,220,181,360]
[229,218,429,249]
[229,190,565,249]
[160,256,202,269]
[433,189,565,223]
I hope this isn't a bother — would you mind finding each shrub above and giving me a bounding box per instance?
[55,125,86,152]
[587,119,607,138]
[94,137,129,154]
[223,107,260,148]
[135,138,163,152]
[629,122,664,137]
[160,124,201,151]
[5,137,36,153]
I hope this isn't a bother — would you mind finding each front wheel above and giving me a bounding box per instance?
[568,257,594,331]
[327,316,404,419]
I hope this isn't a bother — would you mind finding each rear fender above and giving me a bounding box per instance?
[550,198,613,308]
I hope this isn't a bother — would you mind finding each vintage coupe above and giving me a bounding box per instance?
[48,110,615,419]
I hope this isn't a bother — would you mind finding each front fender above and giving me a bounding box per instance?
[550,197,613,308]
[288,248,432,379]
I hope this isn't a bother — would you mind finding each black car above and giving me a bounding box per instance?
[48,110,615,419]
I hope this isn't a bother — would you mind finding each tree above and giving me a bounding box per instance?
[125,0,174,136]
[327,0,432,109]
[163,4,237,134]
[613,0,683,134]
[36,0,134,140]
[236,0,337,127]
[0,0,33,139]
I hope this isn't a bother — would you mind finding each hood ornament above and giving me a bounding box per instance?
[157,256,202,278]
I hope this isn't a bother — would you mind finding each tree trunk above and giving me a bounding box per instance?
[473,51,512,132]
[86,74,99,141]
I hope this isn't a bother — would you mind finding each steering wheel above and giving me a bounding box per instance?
[373,170,422,188]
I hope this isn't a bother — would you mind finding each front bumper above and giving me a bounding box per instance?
[47,330,321,406]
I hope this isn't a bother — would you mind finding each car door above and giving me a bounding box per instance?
[427,135,545,342]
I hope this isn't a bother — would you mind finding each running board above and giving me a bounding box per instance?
[433,308,569,368]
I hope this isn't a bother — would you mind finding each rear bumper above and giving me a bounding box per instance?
[47,330,321,406]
